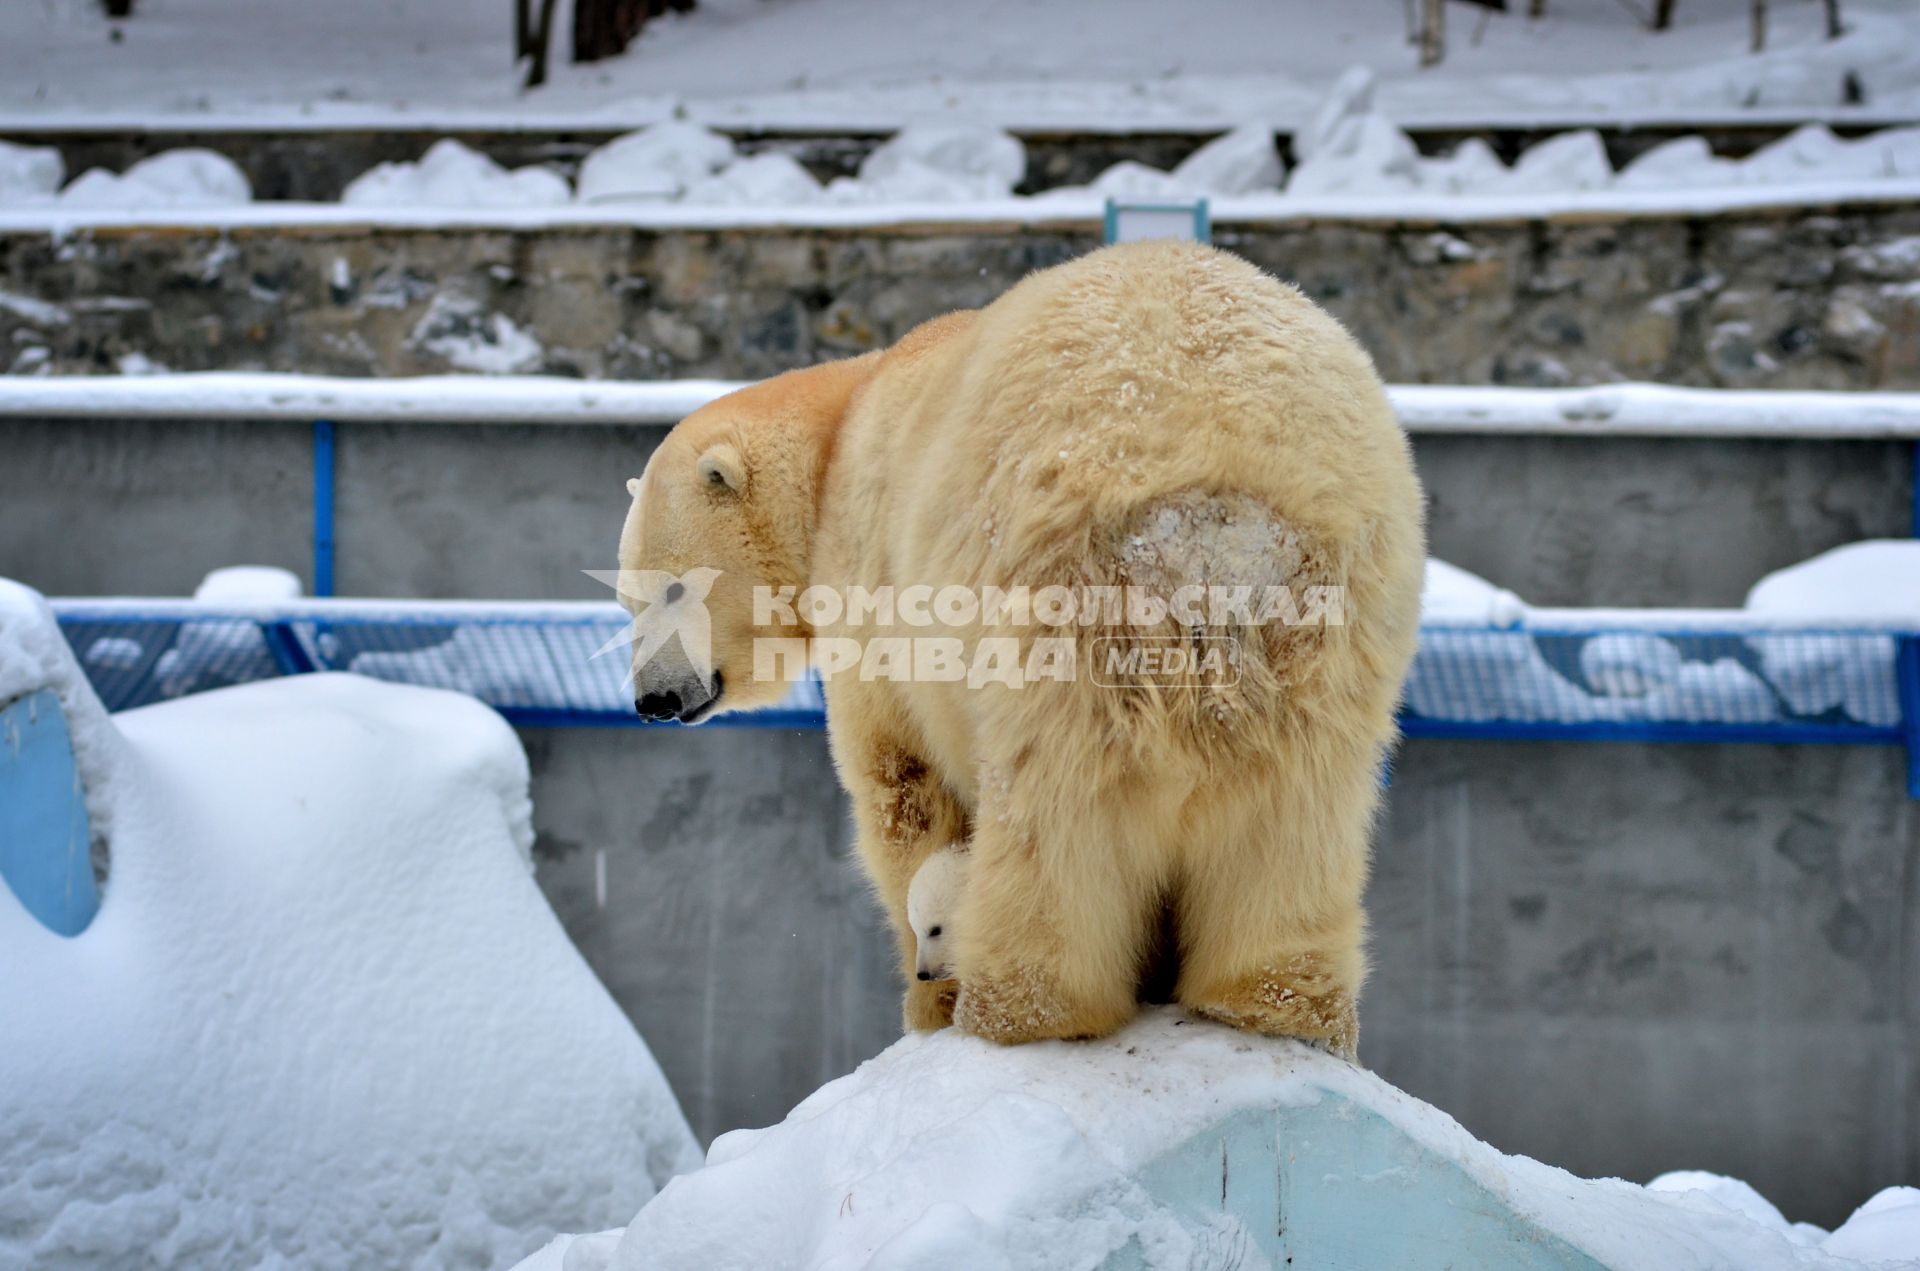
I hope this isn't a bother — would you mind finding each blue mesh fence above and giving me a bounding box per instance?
[52,606,1915,757]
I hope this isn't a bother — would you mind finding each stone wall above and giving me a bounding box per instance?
[5,198,1920,387]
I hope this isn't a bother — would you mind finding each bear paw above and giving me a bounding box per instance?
[903,979,958,1032]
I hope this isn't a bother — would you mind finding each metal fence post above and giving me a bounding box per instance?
[313,420,336,598]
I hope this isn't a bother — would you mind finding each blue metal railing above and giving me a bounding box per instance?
[49,600,1920,796]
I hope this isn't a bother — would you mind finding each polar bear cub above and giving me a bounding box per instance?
[906,846,969,983]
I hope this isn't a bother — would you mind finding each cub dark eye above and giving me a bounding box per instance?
[928,926,942,938]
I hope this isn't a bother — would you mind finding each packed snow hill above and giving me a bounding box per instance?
[516,1009,1920,1271]
[2,0,1917,129]
[0,578,701,1270]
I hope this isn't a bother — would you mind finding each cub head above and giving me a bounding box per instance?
[617,357,874,723]
[906,845,969,983]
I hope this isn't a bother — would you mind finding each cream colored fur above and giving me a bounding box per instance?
[617,242,1425,1056]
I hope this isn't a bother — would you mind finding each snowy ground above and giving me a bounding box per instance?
[0,578,701,1269]
[2,0,1916,131]
[515,1009,1920,1271]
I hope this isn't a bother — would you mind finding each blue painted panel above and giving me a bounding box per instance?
[1118,1098,1606,1270]
[0,689,99,937]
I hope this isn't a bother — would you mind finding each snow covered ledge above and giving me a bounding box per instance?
[0,578,702,1268]
[518,1010,1918,1270]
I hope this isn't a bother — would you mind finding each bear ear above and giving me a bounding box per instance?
[696,442,745,495]
[626,477,643,498]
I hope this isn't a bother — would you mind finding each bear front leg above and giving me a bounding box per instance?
[835,724,971,1033]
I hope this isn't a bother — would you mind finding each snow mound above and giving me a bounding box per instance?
[343,138,570,208]
[1745,540,1920,625]
[517,1009,1911,1271]
[1825,1189,1920,1266]
[1420,558,1526,628]
[0,139,63,207]
[577,123,737,203]
[682,151,823,205]
[0,580,700,1269]
[57,149,251,210]
[836,123,1027,202]
[191,564,303,602]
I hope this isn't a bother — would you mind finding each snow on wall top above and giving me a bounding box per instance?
[3,373,1919,439]
[515,1008,1919,1271]
[0,580,702,1269]
[2,176,1919,234]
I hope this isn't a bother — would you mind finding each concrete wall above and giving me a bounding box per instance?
[2,409,1914,1227]
[2,418,1909,606]
[526,725,1917,1229]
[6,201,1920,388]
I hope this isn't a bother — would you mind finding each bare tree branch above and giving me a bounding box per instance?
[1420,0,1445,67]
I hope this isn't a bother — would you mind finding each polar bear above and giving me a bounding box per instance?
[616,242,1425,1056]
[907,845,969,984]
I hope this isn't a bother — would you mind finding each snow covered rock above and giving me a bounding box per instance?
[1415,138,1510,196]
[850,123,1027,200]
[0,139,63,207]
[1420,558,1526,628]
[0,580,700,1269]
[1286,112,1420,197]
[1614,136,1743,192]
[344,139,570,209]
[191,564,303,602]
[1293,64,1377,165]
[681,151,823,205]
[1745,541,1920,625]
[1505,130,1614,195]
[1743,542,1918,728]
[1169,122,1283,196]
[577,123,737,203]
[58,149,251,210]
[1741,124,1885,186]
[1824,1188,1920,1265]
[515,1009,1896,1271]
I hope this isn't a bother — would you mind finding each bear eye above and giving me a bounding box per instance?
[928,926,942,938]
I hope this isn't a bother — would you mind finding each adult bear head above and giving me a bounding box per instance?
[616,351,880,724]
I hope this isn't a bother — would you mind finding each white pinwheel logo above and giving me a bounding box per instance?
[585,568,723,719]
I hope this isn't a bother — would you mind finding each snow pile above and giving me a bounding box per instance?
[513,1009,1920,1271]
[191,564,303,602]
[1420,557,1526,628]
[828,123,1027,202]
[1041,121,1284,201]
[577,122,739,202]
[1743,540,1920,728]
[343,138,570,208]
[56,149,252,209]
[0,579,700,1269]
[1274,69,1920,202]
[1405,553,1919,728]
[574,122,829,205]
[0,139,63,207]
[682,150,823,205]
[1745,540,1920,625]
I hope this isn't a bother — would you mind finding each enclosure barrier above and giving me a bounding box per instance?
[4,374,1917,598]
[48,597,1920,798]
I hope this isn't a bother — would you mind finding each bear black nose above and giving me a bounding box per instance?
[916,970,932,981]
[635,690,683,721]
[664,581,685,603]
